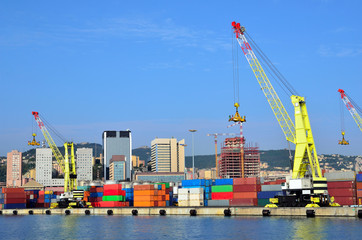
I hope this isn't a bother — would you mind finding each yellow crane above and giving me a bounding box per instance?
[231,22,336,207]
[32,111,89,208]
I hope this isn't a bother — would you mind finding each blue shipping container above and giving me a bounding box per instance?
[257,191,283,199]
[90,192,103,198]
[182,179,205,187]
[3,203,27,209]
[214,179,233,186]
[356,174,362,182]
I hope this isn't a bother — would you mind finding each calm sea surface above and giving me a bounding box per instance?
[0,215,361,239]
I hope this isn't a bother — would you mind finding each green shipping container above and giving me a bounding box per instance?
[257,198,270,207]
[211,185,233,193]
[102,195,125,202]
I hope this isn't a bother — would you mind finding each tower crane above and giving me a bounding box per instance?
[32,111,89,208]
[338,89,362,133]
[207,133,236,178]
[231,22,336,207]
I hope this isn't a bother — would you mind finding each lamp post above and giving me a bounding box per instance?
[189,129,197,179]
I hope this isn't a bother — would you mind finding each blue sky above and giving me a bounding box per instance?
[1,1,361,157]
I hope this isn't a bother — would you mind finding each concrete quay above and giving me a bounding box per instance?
[1,207,362,217]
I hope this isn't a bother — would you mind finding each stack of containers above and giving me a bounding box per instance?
[123,183,134,206]
[230,177,260,206]
[209,179,233,206]
[99,184,128,207]
[77,186,90,203]
[325,171,356,206]
[178,180,205,207]
[25,190,38,208]
[357,174,362,205]
[133,184,167,207]
[257,180,283,207]
[89,186,103,207]
[156,183,172,206]
[2,188,27,209]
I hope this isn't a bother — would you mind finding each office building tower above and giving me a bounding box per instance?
[6,150,22,187]
[103,130,132,180]
[76,148,93,182]
[150,138,185,173]
[36,148,52,186]
[109,155,126,181]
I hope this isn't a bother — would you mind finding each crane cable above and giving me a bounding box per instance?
[340,96,345,133]
[232,30,240,105]
[244,31,299,97]
[39,113,68,144]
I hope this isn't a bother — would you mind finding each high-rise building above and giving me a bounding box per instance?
[76,148,93,182]
[6,150,22,187]
[103,130,132,180]
[36,147,65,187]
[109,155,126,181]
[219,137,260,178]
[132,155,145,168]
[36,148,52,186]
[150,138,185,173]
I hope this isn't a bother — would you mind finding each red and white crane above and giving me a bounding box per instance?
[338,89,362,132]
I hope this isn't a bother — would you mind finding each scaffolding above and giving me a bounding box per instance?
[219,137,260,178]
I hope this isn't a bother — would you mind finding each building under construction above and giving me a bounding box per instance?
[219,137,260,178]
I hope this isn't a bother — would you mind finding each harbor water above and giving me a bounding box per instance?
[1,215,362,239]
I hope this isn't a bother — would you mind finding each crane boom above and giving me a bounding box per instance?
[231,22,296,144]
[338,89,362,132]
[232,22,323,180]
[32,111,65,172]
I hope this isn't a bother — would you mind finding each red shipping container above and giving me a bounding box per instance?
[328,188,356,197]
[103,189,126,196]
[357,190,362,198]
[91,202,101,207]
[233,192,258,199]
[134,185,155,191]
[99,201,124,207]
[4,198,27,204]
[39,191,45,195]
[2,188,25,194]
[96,187,104,193]
[4,193,26,199]
[327,181,355,189]
[233,184,261,192]
[333,196,356,206]
[103,184,123,191]
[229,198,257,206]
[276,179,286,184]
[212,192,233,200]
[233,178,260,185]
[89,197,103,202]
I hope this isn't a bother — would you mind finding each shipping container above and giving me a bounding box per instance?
[356,174,362,182]
[257,191,282,199]
[233,177,260,185]
[207,200,230,207]
[211,192,233,200]
[327,181,355,189]
[211,185,233,193]
[214,179,233,185]
[233,192,258,199]
[333,196,356,206]
[233,184,261,192]
[328,188,356,197]
[229,198,257,206]
[261,184,282,192]
[324,171,355,181]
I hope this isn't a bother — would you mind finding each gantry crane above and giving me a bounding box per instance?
[338,89,362,133]
[207,133,236,178]
[231,22,335,207]
[32,111,89,208]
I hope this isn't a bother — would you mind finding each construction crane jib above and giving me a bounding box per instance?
[32,111,77,192]
[338,89,362,132]
[231,22,323,180]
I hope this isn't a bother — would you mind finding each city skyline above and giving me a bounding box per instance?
[1,1,362,157]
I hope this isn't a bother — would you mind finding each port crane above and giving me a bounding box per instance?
[231,22,335,207]
[32,111,89,208]
[338,89,362,133]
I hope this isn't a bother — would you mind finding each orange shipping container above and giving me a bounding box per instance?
[134,185,154,191]
[233,192,258,199]
[134,190,157,196]
[356,182,362,190]
[357,190,362,198]
[165,195,170,201]
[158,201,166,207]
[134,195,156,201]
[133,201,155,207]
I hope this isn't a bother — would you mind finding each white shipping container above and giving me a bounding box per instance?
[189,194,204,200]
[189,188,204,194]
[178,200,189,207]
[325,171,355,181]
[189,200,204,207]
[178,188,190,194]
[178,194,189,201]
[173,186,178,194]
